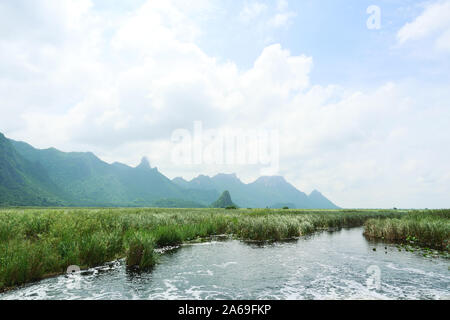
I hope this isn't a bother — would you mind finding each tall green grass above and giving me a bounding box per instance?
[364,210,450,251]
[125,232,157,270]
[0,207,422,291]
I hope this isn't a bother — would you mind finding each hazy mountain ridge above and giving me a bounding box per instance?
[10,139,214,207]
[172,174,339,209]
[0,133,339,208]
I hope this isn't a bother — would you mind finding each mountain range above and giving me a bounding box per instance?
[0,132,339,209]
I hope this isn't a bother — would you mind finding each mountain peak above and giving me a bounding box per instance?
[136,157,151,169]
[310,189,322,196]
[211,190,238,208]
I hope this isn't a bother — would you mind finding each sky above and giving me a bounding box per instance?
[0,0,449,208]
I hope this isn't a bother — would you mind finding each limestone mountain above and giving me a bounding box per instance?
[173,174,339,209]
[8,137,216,207]
[211,191,238,208]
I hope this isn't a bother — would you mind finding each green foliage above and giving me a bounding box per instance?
[152,225,183,247]
[364,210,450,250]
[151,198,206,208]
[126,232,158,270]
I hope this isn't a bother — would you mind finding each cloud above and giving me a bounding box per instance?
[397,0,450,53]
[271,0,296,28]
[239,1,268,22]
[239,0,296,28]
[242,44,312,95]
[268,12,297,28]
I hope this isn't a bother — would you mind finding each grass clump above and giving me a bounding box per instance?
[152,225,183,247]
[364,210,450,251]
[126,232,158,270]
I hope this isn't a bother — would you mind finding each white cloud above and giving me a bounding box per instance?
[276,0,289,12]
[0,0,449,208]
[397,0,450,53]
[268,12,297,28]
[239,2,268,22]
[241,44,312,95]
[239,0,296,28]
[271,0,296,28]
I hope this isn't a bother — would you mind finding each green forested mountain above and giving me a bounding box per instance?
[0,133,66,206]
[211,191,238,208]
[1,133,339,208]
[10,139,216,207]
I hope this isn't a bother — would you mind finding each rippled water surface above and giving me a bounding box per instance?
[1,228,449,300]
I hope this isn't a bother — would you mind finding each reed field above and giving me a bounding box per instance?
[0,207,448,292]
[364,210,450,251]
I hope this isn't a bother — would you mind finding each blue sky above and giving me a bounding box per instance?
[0,0,449,208]
[87,0,448,86]
[221,0,447,86]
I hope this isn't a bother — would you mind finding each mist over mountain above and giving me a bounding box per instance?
[0,133,339,209]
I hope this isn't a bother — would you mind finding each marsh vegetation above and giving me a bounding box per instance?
[0,208,448,292]
[364,210,450,251]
